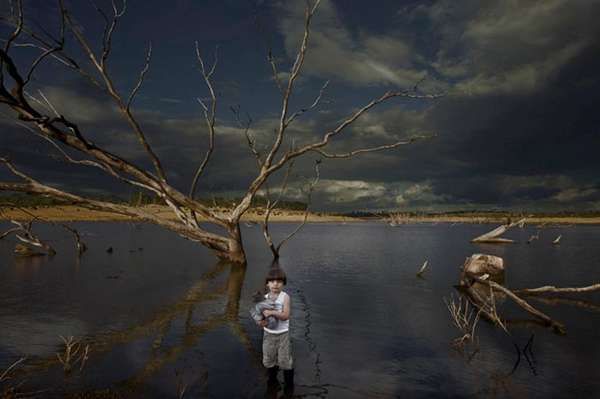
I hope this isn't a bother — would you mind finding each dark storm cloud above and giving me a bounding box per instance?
[1,0,599,211]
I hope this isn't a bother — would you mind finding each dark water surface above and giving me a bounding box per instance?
[1,221,600,398]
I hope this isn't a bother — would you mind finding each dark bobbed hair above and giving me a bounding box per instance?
[265,268,287,285]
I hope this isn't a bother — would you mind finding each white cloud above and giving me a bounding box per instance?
[278,0,427,88]
[318,179,387,202]
[424,0,599,95]
[552,187,599,203]
[395,182,447,206]
[39,86,119,123]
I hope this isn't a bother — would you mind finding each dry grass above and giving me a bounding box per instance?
[0,205,358,223]
[444,294,482,348]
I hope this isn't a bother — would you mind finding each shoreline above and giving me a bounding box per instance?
[1,205,600,224]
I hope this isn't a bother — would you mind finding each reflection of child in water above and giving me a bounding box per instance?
[250,291,278,330]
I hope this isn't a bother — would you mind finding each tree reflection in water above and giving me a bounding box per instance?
[15,260,263,397]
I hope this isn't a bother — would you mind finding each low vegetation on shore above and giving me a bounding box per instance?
[1,203,599,224]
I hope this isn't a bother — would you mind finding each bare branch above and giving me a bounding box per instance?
[514,283,600,296]
[189,43,218,199]
[126,42,152,111]
[267,50,284,93]
[470,275,566,334]
[9,218,56,255]
[261,160,296,258]
[231,89,442,222]
[231,105,261,165]
[62,6,167,182]
[0,226,20,240]
[275,160,320,252]
[10,205,88,255]
[3,0,23,53]
[0,356,27,382]
[262,0,322,170]
[0,185,229,255]
[312,134,433,159]
[286,80,329,126]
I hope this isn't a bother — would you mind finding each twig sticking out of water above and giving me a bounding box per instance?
[56,335,90,374]
[416,260,429,278]
[0,357,27,382]
[527,231,540,244]
[175,369,188,399]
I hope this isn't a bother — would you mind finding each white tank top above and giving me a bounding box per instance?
[263,291,289,334]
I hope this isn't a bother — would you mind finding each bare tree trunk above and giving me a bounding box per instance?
[221,223,246,265]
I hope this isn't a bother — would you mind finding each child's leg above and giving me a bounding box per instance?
[262,332,278,369]
[277,332,293,371]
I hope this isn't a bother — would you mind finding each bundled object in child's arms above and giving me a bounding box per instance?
[250,291,278,329]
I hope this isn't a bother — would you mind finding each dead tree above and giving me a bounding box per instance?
[0,205,87,255]
[0,0,441,264]
[1,219,56,256]
[457,254,600,335]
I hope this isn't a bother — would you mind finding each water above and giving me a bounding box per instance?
[1,221,600,398]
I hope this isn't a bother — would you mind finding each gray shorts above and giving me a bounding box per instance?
[262,331,293,370]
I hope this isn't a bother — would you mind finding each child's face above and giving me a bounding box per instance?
[267,279,284,294]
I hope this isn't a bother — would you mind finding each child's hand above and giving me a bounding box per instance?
[263,309,275,317]
[257,319,268,327]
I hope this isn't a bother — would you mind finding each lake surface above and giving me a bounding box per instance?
[1,221,600,398]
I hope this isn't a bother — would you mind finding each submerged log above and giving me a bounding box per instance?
[14,243,44,257]
[457,253,565,335]
[514,283,600,296]
[470,275,566,335]
[471,218,526,244]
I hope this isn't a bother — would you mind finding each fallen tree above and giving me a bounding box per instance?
[456,254,600,336]
[471,218,526,244]
[0,0,440,264]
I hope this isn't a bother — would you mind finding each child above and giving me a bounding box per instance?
[258,268,293,389]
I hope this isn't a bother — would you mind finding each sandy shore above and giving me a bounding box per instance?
[1,205,599,224]
[0,205,358,223]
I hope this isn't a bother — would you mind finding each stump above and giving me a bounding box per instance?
[14,243,44,257]
[463,254,504,275]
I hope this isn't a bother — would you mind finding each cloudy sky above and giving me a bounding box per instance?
[1,0,599,212]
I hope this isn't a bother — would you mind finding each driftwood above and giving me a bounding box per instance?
[528,296,600,313]
[457,254,568,335]
[469,275,566,335]
[416,260,429,277]
[1,206,87,255]
[527,231,540,244]
[471,218,526,244]
[4,220,56,256]
[460,270,600,335]
[514,283,600,296]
